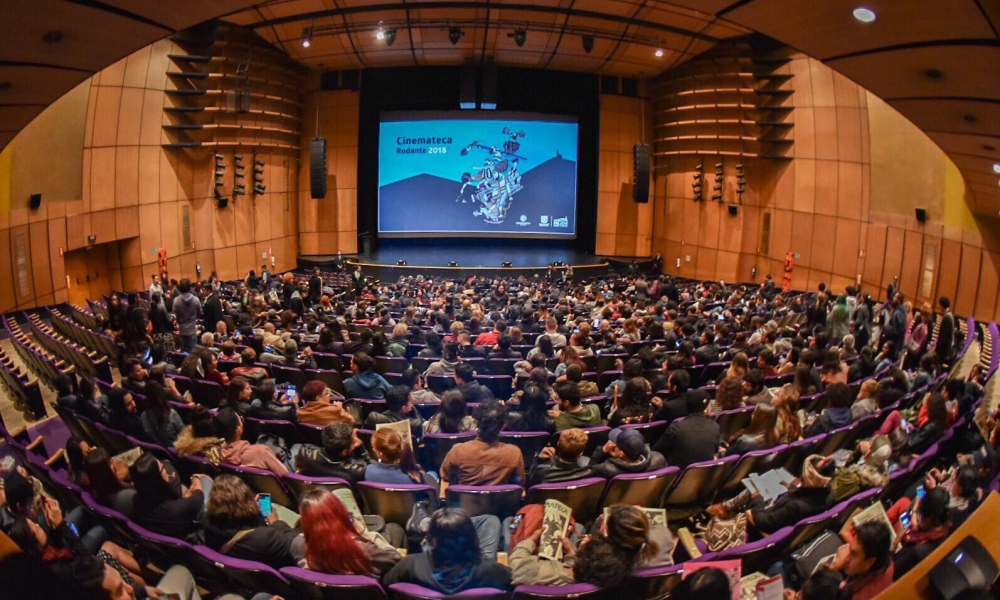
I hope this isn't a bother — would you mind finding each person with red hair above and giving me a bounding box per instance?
[292,489,401,576]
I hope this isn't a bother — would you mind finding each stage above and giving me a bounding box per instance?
[298,238,655,281]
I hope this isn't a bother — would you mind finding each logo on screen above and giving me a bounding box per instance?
[517,215,530,226]
[539,216,550,227]
[553,217,568,228]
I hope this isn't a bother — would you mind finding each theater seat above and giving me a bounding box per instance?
[357,481,438,529]
[389,583,509,600]
[599,466,680,510]
[280,567,387,600]
[191,545,295,599]
[526,477,607,525]
[446,484,523,521]
[513,583,603,600]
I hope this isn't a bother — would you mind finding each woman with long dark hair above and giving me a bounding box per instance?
[383,507,511,594]
[129,452,207,539]
[140,381,185,447]
[293,489,400,576]
[608,377,653,427]
[725,402,780,456]
[424,389,478,434]
[82,448,131,508]
[506,385,555,433]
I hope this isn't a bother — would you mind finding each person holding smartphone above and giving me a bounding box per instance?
[203,475,299,569]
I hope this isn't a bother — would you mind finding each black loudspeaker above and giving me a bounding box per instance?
[460,64,476,109]
[915,207,927,222]
[217,196,229,209]
[633,145,650,203]
[449,261,459,267]
[310,138,327,199]
[29,193,41,210]
[928,536,998,600]
[728,204,739,216]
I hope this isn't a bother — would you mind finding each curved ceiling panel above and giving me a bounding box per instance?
[0,0,996,214]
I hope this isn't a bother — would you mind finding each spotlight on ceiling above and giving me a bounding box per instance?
[301,27,312,48]
[654,48,664,57]
[448,26,464,45]
[375,23,385,40]
[993,163,1000,174]
[510,28,527,47]
[852,7,876,22]
[385,28,396,46]
[582,35,594,53]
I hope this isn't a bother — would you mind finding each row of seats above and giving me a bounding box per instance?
[3,315,74,391]
[0,344,46,420]
[49,306,119,362]
[25,312,113,383]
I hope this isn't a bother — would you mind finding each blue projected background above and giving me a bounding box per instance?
[377,114,578,237]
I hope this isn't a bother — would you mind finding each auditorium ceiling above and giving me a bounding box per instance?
[1,0,997,215]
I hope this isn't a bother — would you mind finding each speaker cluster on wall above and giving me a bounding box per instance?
[310,138,328,199]
[692,163,704,202]
[233,154,246,197]
[213,154,227,207]
[712,161,724,202]
[736,163,746,202]
[632,144,650,203]
[29,193,41,210]
[253,156,266,196]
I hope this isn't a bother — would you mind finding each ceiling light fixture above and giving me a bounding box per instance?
[448,26,464,45]
[993,163,1000,174]
[582,35,594,53]
[852,7,876,22]
[511,28,527,47]
[375,22,385,40]
[301,27,312,48]
[385,28,396,46]
[655,48,664,57]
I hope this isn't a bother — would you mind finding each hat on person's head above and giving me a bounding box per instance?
[961,445,996,470]
[801,454,832,488]
[609,427,646,461]
[685,390,710,414]
[867,435,892,468]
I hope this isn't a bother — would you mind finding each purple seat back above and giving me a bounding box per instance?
[357,481,438,528]
[389,584,508,600]
[221,462,296,509]
[513,583,603,599]
[446,484,524,521]
[527,477,608,524]
[664,454,740,508]
[600,466,680,509]
[279,567,386,600]
[193,544,293,598]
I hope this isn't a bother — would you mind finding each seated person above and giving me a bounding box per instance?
[382,507,511,594]
[505,385,556,433]
[424,342,462,378]
[216,408,289,476]
[292,489,401,576]
[652,392,720,468]
[488,334,521,359]
[892,487,954,579]
[219,340,240,361]
[364,384,425,438]
[295,422,370,485]
[803,382,854,437]
[106,387,147,442]
[608,377,653,427]
[229,348,270,382]
[551,381,602,431]
[527,428,592,487]
[590,427,666,478]
[851,379,880,420]
[829,435,892,502]
[203,475,299,569]
[82,448,133,511]
[139,381,185,447]
[365,428,435,486]
[343,352,391,399]
[173,405,225,466]
[826,520,894,599]
[562,363,599,398]
[724,402,779,456]
[439,400,525,497]
[508,505,670,588]
[708,454,835,536]
[671,567,732,600]
[453,363,494,404]
[297,380,353,427]
[742,369,774,405]
[402,368,441,405]
[120,359,148,396]
[246,378,298,422]
[129,452,208,541]
[650,370,710,422]
[260,339,317,370]
[424,388,479,435]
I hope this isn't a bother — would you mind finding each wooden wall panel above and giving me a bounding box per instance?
[976,251,999,320]
[900,230,924,300]
[881,228,905,290]
[832,219,862,278]
[29,221,52,299]
[936,239,962,307]
[955,246,981,318]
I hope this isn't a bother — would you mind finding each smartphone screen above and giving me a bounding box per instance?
[68,522,79,536]
[900,511,911,529]
[258,493,272,517]
[286,386,297,405]
[916,486,926,500]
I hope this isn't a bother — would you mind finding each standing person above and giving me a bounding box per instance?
[172,279,202,353]
[935,296,955,368]
[149,275,164,302]
[353,265,364,294]
[202,282,223,338]
[309,266,323,305]
[883,293,908,352]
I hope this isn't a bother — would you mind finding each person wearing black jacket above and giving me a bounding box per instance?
[527,427,593,487]
[294,422,370,485]
[129,453,206,541]
[651,370,710,422]
[308,267,323,305]
[707,454,835,537]
[363,385,425,439]
[203,474,300,570]
[202,283,224,337]
[106,388,148,441]
[590,427,666,478]
[453,363,494,404]
[652,391,720,468]
[935,296,955,367]
[902,392,949,455]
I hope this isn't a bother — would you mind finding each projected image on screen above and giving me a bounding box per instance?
[378,114,578,237]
